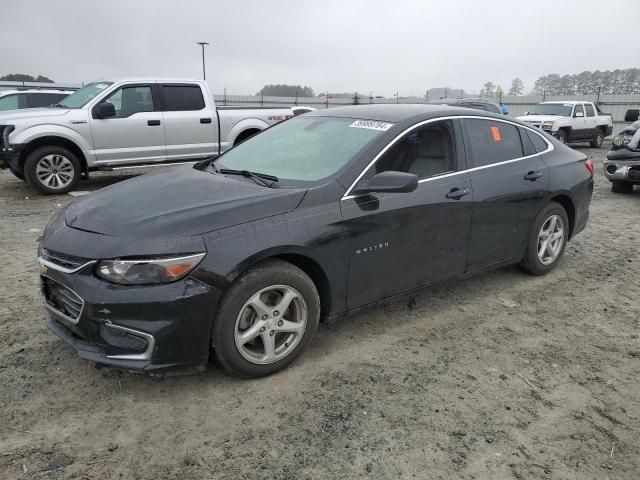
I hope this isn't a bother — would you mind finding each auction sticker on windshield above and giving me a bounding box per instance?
[349,120,394,131]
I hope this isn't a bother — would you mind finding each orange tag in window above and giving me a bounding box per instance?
[491,126,501,141]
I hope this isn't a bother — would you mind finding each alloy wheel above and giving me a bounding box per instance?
[234,285,308,365]
[537,214,564,265]
[35,154,75,190]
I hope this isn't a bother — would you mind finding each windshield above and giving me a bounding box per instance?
[56,82,113,108]
[215,117,390,182]
[529,103,573,116]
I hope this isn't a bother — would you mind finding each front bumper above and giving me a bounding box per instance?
[604,148,640,183]
[40,258,222,371]
[0,144,24,171]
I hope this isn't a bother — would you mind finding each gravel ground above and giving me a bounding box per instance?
[0,148,639,480]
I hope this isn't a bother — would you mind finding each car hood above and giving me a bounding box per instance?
[517,115,566,122]
[65,166,307,238]
[0,107,70,121]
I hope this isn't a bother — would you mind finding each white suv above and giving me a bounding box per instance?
[0,89,74,111]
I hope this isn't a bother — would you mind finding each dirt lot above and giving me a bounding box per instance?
[0,147,639,480]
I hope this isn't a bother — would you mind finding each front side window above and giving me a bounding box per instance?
[373,121,455,179]
[462,119,523,167]
[0,94,26,111]
[216,117,387,182]
[584,104,595,117]
[57,82,112,108]
[103,86,154,118]
[162,85,205,111]
[574,104,584,117]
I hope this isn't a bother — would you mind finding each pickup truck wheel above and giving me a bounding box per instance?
[611,181,633,193]
[590,131,604,148]
[212,259,320,378]
[556,130,567,145]
[519,203,569,276]
[24,146,80,195]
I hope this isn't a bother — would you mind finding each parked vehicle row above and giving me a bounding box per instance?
[0,78,294,194]
[0,88,75,112]
[604,109,640,192]
[517,101,613,147]
[37,104,594,377]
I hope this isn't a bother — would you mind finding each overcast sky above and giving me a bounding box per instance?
[3,0,638,96]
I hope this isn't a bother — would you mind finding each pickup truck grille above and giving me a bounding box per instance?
[41,248,90,270]
[41,276,84,322]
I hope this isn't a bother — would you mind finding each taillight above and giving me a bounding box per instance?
[584,159,594,176]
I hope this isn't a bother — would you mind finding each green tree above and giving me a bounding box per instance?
[257,84,314,97]
[508,78,524,96]
[0,73,54,82]
[482,81,495,97]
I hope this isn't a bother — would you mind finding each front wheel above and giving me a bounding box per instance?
[555,130,567,145]
[519,203,569,276]
[24,146,81,195]
[212,260,320,378]
[590,130,604,148]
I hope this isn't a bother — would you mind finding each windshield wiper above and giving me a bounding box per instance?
[50,103,68,108]
[218,168,278,188]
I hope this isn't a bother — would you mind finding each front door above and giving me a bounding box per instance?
[91,84,166,164]
[461,118,550,270]
[341,120,473,309]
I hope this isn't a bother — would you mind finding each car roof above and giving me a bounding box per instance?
[0,89,74,96]
[304,103,503,123]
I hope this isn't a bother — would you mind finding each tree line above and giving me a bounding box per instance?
[0,73,54,83]
[257,84,315,97]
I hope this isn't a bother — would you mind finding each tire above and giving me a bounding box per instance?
[611,181,633,193]
[556,130,567,145]
[212,259,320,378]
[24,146,81,195]
[519,202,570,276]
[8,166,25,181]
[590,130,604,148]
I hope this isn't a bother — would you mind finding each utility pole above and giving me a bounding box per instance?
[196,42,209,80]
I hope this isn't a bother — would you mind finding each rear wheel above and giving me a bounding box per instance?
[519,203,569,276]
[590,130,604,148]
[24,146,81,195]
[611,181,633,193]
[212,260,320,377]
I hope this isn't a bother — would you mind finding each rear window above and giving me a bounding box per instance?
[462,119,523,167]
[526,130,549,154]
[162,85,205,111]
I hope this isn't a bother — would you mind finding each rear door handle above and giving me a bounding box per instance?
[445,187,471,200]
[147,120,161,126]
[200,118,212,124]
[524,171,542,181]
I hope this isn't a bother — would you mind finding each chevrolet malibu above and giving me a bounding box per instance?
[38,105,594,377]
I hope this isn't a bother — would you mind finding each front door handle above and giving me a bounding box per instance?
[445,187,471,200]
[200,118,212,124]
[147,120,161,126]
[524,171,542,181]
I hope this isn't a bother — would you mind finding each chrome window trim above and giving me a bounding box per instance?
[104,323,156,361]
[341,115,554,201]
[38,256,96,274]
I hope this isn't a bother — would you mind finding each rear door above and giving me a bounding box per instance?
[341,119,473,309]
[159,83,218,160]
[461,118,550,271]
[90,83,166,164]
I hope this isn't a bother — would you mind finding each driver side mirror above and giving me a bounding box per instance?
[353,171,418,195]
[94,101,116,119]
[574,111,584,118]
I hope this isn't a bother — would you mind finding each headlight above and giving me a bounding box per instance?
[542,122,555,129]
[96,253,205,285]
[611,134,630,148]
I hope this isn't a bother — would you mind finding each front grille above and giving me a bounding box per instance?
[100,325,148,352]
[41,276,84,321]
[42,248,89,270]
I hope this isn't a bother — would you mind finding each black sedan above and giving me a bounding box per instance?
[38,105,594,377]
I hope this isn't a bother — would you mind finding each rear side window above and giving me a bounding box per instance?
[163,85,205,111]
[584,104,595,117]
[28,93,68,108]
[0,94,27,111]
[462,119,523,167]
[526,130,549,153]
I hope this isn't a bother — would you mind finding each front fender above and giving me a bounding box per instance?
[12,124,93,160]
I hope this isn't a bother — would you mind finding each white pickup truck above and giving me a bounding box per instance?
[0,78,293,194]
[517,101,613,147]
